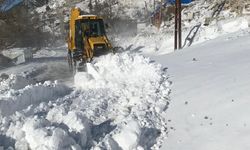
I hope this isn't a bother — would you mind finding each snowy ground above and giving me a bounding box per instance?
[155,29,250,150]
[1,0,250,149]
[0,46,170,149]
[1,22,250,150]
[113,14,250,149]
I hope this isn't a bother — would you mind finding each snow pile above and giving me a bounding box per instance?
[75,53,162,91]
[22,118,78,150]
[0,81,71,116]
[0,52,170,150]
[0,74,32,91]
[2,115,84,150]
[74,53,170,149]
[46,110,91,145]
[112,120,141,150]
[20,111,90,150]
[75,53,169,112]
[218,17,249,33]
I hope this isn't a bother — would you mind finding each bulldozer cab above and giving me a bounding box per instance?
[83,19,105,37]
[74,19,106,51]
[75,19,106,38]
[67,8,113,71]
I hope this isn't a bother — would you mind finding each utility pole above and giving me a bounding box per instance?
[153,0,155,13]
[159,0,163,28]
[174,0,182,50]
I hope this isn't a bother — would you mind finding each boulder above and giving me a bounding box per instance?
[2,48,33,65]
[0,54,12,68]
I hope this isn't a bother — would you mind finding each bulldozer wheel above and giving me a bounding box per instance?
[86,57,92,63]
[73,60,77,74]
[67,51,74,72]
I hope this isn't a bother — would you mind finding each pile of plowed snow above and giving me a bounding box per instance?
[0,53,170,150]
[73,53,170,149]
[0,74,32,91]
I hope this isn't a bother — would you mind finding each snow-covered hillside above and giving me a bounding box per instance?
[157,29,250,150]
[116,0,250,56]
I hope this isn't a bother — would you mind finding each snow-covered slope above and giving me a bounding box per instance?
[154,29,250,150]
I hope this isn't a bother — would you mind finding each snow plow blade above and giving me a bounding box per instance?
[86,63,101,79]
[71,61,101,80]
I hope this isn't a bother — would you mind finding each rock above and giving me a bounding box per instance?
[0,54,12,68]
[0,73,9,82]
[2,48,33,65]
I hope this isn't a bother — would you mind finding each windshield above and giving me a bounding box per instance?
[81,19,106,37]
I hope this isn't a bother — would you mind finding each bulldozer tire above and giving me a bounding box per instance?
[67,51,74,73]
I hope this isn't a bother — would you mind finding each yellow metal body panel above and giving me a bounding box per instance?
[67,7,112,61]
[88,37,107,49]
[77,15,103,20]
[68,7,81,51]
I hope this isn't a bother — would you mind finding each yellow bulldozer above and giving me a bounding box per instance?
[67,7,113,71]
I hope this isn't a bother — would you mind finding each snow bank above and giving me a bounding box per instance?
[113,120,141,150]
[74,52,170,149]
[0,52,170,150]
[47,109,91,147]
[218,17,249,33]
[20,117,81,150]
[74,53,170,112]
[0,53,170,150]
[0,81,71,116]
[0,74,32,91]
[75,53,162,93]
